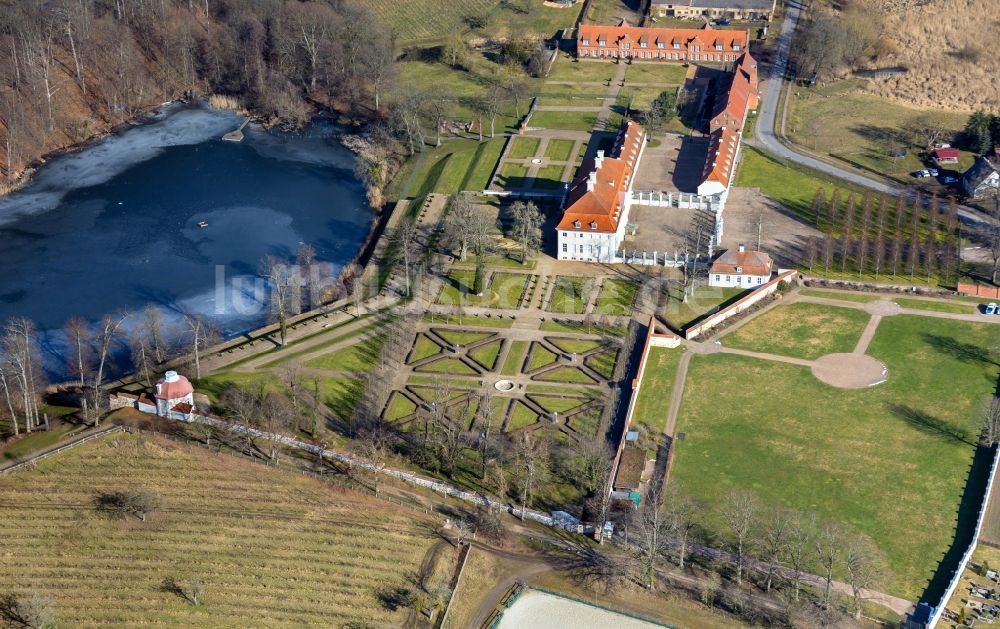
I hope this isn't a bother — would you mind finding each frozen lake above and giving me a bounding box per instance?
[0,104,371,372]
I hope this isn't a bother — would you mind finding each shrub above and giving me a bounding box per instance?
[94,489,162,522]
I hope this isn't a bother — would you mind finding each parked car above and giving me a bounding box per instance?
[928,168,939,177]
[984,303,998,315]
[913,170,930,178]
[943,176,958,184]
[715,19,731,25]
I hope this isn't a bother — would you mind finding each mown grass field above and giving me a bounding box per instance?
[0,433,438,627]
[663,285,745,329]
[389,137,506,199]
[722,301,871,360]
[671,314,994,598]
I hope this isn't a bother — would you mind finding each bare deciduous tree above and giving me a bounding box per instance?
[512,431,549,521]
[720,489,758,585]
[507,200,543,264]
[844,532,885,620]
[814,520,845,609]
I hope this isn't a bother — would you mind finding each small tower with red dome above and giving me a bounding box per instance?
[153,371,195,418]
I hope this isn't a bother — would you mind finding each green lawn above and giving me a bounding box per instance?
[584,350,617,379]
[506,401,540,432]
[896,298,977,315]
[722,302,872,360]
[620,86,676,111]
[569,408,602,436]
[469,340,503,370]
[316,376,364,420]
[630,347,683,432]
[527,344,560,372]
[502,340,529,375]
[409,335,444,363]
[547,276,591,314]
[533,164,567,189]
[544,139,577,162]
[385,393,418,422]
[435,329,494,347]
[529,110,599,132]
[423,313,514,328]
[530,395,588,415]
[596,279,638,315]
[548,338,602,354]
[546,57,618,83]
[799,289,881,303]
[391,137,507,198]
[509,137,541,159]
[734,146,870,220]
[1,422,79,461]
[539,319,628,337]
[497,163,531,189]
[672,315,995,598]
[624,63,687,85]
[437,271,529,308]
[535,366,595,384]
[414,358,480,375]
[303,333,385,372]
[663,285,746,329]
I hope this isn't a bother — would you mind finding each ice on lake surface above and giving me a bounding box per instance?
[0,103,371,376]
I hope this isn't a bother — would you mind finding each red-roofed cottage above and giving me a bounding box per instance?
[557,120,647,261]
[154,371,195,417]
[709,244,773,287]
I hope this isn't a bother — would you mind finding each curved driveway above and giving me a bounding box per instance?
[749,0,992,226]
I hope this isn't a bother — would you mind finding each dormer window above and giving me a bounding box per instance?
[582,38,590,46]
[715,44,723,51]
[598,39,606,46]
[640,41,647,48]
[673,42,680,49]
[736,266,743,273]
[622,42,630,49]
[733,43,741,51]
[657,42,664,48]
[589,221,598,230]
[573,220,581,229]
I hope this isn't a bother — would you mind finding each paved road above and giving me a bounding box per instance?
[749,0,993,228]
[752,0,898,196]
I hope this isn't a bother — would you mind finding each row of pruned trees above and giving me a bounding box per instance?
[803,189,961,283]
[624,485,886,623]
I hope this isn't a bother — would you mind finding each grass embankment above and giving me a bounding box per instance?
[630,347,684,433]
[663,285,746,330]
[389,137,507,199]
[0,433,438,626]
[722,301,872,360]
[671,314,995,598]
[786,79,973,183]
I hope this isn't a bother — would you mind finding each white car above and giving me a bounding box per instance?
[928,168,939,177]
[913,170,930,178]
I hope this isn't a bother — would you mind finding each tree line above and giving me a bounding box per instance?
[801,188,962,284]
[0,241,355,437]
[0,0,395,183]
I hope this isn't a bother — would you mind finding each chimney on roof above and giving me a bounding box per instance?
[595,149,605,169]
[587,170,597,192]
[738,243,745,253]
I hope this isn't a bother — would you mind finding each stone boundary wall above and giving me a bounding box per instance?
[439,542,472,629]
[685,270,797,340]
[926,445,1000,628]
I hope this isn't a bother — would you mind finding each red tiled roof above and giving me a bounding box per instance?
[558,120,646,233]
[578,23,749,53]
[935,148,960,159]
[154,373,193,400]
[710,248,773,275]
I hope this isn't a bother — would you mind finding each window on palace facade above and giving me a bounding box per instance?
[623,42,630,49]
[715,275,721,282]
[562,243,567,252]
